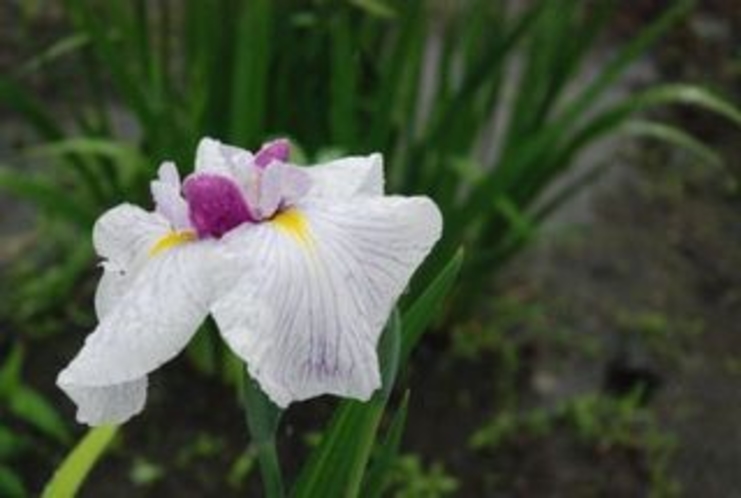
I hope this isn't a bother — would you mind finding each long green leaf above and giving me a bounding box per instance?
[241,373,284,498]
[19,33,89,75]
[64,0,153,128]
[229,0,271,146]
[622,119,722,167]
[557,0,694,128]
[0,466,25,498]
[330,10,359,147]
[361,392,409,498]
[28,137,149,195]
[0,345,24,398]
[553,84,741,176]
[400,248,464,362]
[9,386,71,444]
[42,425,119,498]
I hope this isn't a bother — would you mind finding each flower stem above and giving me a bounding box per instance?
[253,439,283,498]
[240,369,285,498]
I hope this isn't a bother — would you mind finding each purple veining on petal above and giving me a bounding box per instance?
[254,139,290,169]
[183,174,255,238]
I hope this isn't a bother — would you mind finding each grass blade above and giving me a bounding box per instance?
[623,119,722,166]
[361,392,409,498]
[229,0,271,146]
[400,248,464,362]
[41,425,119,498]
[329,10,359,147]
[0,465,25,498]
[241,373,285,498]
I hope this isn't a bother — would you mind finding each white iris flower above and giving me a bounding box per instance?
[57,138,442,425]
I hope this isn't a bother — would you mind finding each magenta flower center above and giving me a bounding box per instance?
[183,174,254,238]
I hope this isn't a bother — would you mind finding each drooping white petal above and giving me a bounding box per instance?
[213,196,442,407]
[93,204,170,270]
[305,153,384,199]
[58,240,239,425]
[62,379,148,426]
[77,260,148,424]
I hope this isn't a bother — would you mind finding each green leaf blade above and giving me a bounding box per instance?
[42,425,119,498]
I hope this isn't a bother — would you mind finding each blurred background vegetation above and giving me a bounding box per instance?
[1,0,740,496]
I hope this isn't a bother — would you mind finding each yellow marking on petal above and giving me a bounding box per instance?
[149,230,196,257]
[272,209,312,247]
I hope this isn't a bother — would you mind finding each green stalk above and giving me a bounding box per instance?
[240,370,285,498]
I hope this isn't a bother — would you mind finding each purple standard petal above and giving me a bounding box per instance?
[254,139,290,168]
[183,174,255,238]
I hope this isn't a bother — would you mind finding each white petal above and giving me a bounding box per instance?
[256,163,311,218]
[213,196,442,407]
[195,137,232,175]
[305,153,384,199]
[93,204,170,270]
[58,240,239,424]
[195,137,255,184]
[63,378,147,425]
[94,262,130,319]
[151,162,190,230]
[157,161,180,187]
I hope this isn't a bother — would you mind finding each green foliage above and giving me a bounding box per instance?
[129,457,164,487]
[0,465,26,498]
[3,0,738,325]
[1,346,69,445]
[616,309,705,364]
[471,392,679,495]
[42,425,119,498]
[241,373,285,498]
[385,455,459,498]
[227,448,257,489]
[361,393,410,498]
[0,344,71,497]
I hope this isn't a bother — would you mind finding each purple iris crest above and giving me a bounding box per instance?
[156,138,311,239]
[183,174,255,238]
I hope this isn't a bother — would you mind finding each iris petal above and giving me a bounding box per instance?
[305,153,384,199]
[213,196,442,407]
[151,162,190,230]
[57,239,239,425]
[93,204,170,270]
